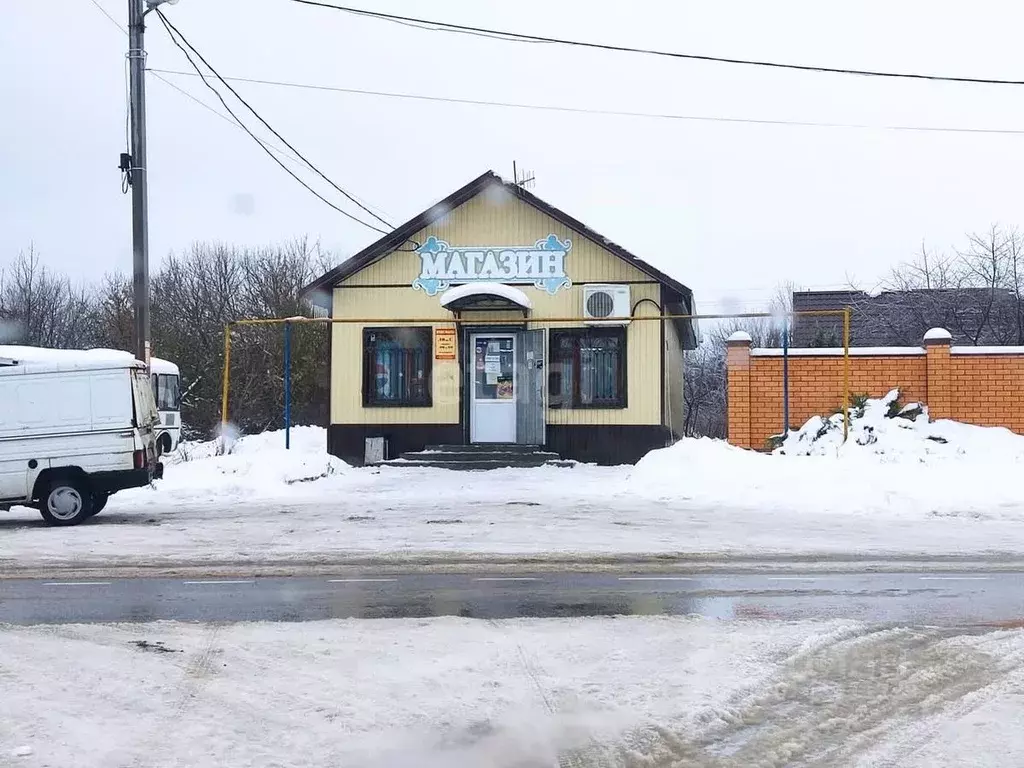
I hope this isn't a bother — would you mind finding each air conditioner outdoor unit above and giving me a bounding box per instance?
[583,284,631,324]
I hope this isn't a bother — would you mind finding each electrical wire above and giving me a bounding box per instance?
[156,10,393,231]
[86,0,126,34]
[87,0,401,239]
[148,67,1024,136]
[87,0,134,191]
[154,10,390,235]
[84,1,314,190]
[150,71,310,169]
[152,71,399,223]
[289,0,1024,87]
[122,53,134,193]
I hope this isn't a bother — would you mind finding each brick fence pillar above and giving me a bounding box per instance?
[726,331,753,448]
[924,327,952,419]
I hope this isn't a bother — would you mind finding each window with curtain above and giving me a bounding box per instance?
[362,327,432,406]
[548,328,627,408]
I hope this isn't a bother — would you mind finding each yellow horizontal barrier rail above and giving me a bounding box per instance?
[229,309,849,327]
[220,309,851,442]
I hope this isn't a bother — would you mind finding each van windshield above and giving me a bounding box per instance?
[152,373,180,411]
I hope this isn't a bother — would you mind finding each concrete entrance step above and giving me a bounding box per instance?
[423,443,543,454]
[408,450,562,463]
[386,458,572,471]
[385,444,574,470]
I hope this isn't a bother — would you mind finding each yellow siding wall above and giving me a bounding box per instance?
[663,320,685,436]
[331,186,665,426]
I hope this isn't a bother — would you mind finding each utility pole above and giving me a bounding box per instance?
[127,0,151,365]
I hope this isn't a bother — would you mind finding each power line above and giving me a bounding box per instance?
[152,71,392,221]
[154,10,390,235]
[86,0,397,234]
[155,11,393,232]
[86,0,127,34]
[290,0,1024,87]
[150,72,305,166]
[148,68,1024,136]
[83,2,320,184]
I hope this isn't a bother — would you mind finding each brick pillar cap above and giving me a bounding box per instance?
[923,327,952,344]
[726,330,752,345]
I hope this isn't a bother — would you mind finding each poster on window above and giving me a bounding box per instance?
[434,327,457,360]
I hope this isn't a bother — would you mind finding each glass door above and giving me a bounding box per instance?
[470,334,517,443]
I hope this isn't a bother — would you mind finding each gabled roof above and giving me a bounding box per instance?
[301,170,694,310]
[792,288,1021,346]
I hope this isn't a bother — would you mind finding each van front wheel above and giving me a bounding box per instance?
[39,478,94,527]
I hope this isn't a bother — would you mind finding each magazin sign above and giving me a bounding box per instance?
[412,234,572,296]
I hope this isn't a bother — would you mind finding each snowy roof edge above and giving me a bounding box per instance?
[751,347,925,357]
[439,282,533,309]
[950,346,1024,355]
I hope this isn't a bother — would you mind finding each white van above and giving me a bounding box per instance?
[0,347,163,526]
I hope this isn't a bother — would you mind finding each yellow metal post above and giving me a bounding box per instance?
[220,323,232,425]
[843,307,851,442]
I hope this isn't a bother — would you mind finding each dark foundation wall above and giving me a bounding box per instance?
[328,424,464,465]
[329,423,671,466]
[545,424,672,465]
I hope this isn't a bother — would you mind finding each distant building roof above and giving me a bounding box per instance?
[792,288,1021,347]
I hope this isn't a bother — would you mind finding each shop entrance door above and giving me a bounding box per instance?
[470,334,516,443]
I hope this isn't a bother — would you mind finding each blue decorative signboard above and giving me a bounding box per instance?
[412,234,572,296]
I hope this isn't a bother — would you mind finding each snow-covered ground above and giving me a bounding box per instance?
[3,399,1024,571]
[1,616,1022,767]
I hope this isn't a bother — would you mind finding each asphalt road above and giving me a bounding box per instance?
[2,570,1024,625]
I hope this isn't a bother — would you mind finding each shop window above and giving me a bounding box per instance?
[548,328,627,408]
[363,327,432,407]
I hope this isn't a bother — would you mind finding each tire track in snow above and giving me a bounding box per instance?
[106,624,224,768]
[567,626,1016,768]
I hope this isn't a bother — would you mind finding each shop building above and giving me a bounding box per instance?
[303,171,696,465]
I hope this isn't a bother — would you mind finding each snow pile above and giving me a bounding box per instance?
[630,395,1024,517]
[149,426,348,501]
[776,388,1024,460]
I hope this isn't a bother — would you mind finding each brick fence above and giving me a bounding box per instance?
[726,328,1024,449]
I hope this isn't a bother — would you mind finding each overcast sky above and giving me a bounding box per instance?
[4,1,1024,311]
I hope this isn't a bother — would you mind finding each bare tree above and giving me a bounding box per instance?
[3,238,337,440]
[0,246,96,347]
[873,226,1024,346]
[682,342,726,437]
[150,238,333,438]
[85,273,134,350]
[682,282,796,438]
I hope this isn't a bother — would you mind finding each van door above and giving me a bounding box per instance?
[0,455,30,503]
[129,368,160,462]
[0,378,30,502]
